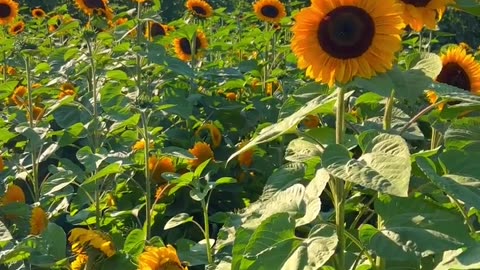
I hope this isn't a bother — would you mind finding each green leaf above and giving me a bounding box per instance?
[0,128,16,145]
[0,81,19,100]
[411,52,442,79]
[76,146,105,174]
[435,245,480,270]
[100,82,130,121]
[83,162,123,185]
[417,156,480,210]
[106,70,129,81]
[323,133,411,197]
[0,220,12,242]
[261,163,305,200]
[39,223,66,260]
[454,0,480,16]
[124,229,145,256]
[438,149,480,179]
[296,169,330,227]
[444,118,480,149]
[228,90,339,163]
[164,213,193,230]
[284,137,323,163]
[214,177,237,186]
[34,63,51,74]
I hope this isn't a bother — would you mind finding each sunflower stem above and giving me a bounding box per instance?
[430,128,442,150]
[2,51,6,82]
[141,110,152,240]
[333,87,346,269]
[201,197,213,265]
[24,56,40,203]
[383,90,395,130]
[135,1,143,102]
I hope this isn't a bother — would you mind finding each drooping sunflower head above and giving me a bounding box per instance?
[27,105,45,122]
[302,114,320,128]
[68,228,116,258]
[8,21,24,35]
[148,156,176,184]
[30,207,48,235]
[225,92,236,101]
[397,0,454,32]
[0,0,19,25]
[188,142,214,169]
[32,8,46,19]
[173,30,208,62]
[2,184,25,205]
[12,85,27,106]
[58,83,76,99]
[74,0,113,20]
[253,0,286,24]
[145,22,169,40]
[71,254,88,270]
[138,245,187,270]
[185,0,213,19]
[195,123,222,148]
[291,0,405,87]
[436,46,480,94]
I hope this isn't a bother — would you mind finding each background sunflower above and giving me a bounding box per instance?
[253,0,286,23]
[398,0,454,31]
[173,31,208,61]
[185,0,213,18]
[0,0,19,25]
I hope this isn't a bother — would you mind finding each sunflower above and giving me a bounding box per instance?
[226,92,236,101]
[148,156,176,184]
[302,114,320,128]
[12,85,27,106]
[30,207,48,235]
[237,141,254,168]
[0,66,15,76]
[188,142,214,169]
[132,139,154,152]
[253,0,286,24]
[32,8,46,19]
[185,0,213,19]
[0,0,19,25]
[58,83,76,99]
[2,184,25,205]
[74,0,113,20]
[397,0,454,32]
[145,22,169,40]
[27,105,45,122]
[71,254,88,270]
[291,0,404,87]
[173,30,208,62]
[8,21,24,35]
[138,245,188,270]
[68,228,116,258]
[195,123,222,148]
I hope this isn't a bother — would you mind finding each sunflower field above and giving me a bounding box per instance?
[3,0,480,269]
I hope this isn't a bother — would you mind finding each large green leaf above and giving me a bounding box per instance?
[323,133,411,197]
[417,156,480,210]
[444,118,480,149]
[435,245,480,270]
[0,220,12,242]
[227,90,339,163]
[261,163,305,200]
[123,229,145,257]
[438,149,480,179]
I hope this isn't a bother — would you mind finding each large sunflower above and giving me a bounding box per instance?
[397,0,454,32]
[291,0,404,87]
[173,30,208,62]
[74,0,113,20]
[186,0,213,19]
[0,0,19,25]
[253,0,286,24]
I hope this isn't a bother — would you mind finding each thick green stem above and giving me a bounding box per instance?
[135,1,143,101]
[141,111,152,240]
[201,198,213,265]
[24,57,40,202]
[334,87,346,269]
[2,51,6,82]
[430,128,442,150]
[85,38,99,150]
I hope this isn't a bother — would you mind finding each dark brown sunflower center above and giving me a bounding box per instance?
[261,5,279,18]
[13,25,22,32]
[151,23,166,37]
[192,6,207,16]
[0,4,11,18]
[84,0,106,9]
[400,0,431,7]
[437,62,471,91]
[179,37,201,55]
[317,6,375,59]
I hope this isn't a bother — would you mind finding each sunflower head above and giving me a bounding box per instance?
[68,228,116,258]
[145,22,169,40]
[225,92,236,101]
[398,0,454,32]
[8,21,24,35]
[302,114,320,128]
[291,0,404,87]
[186,0,213,19]
[188,142,214,169]
[32,8,46,19]
[58,83,76,99]
[30,207,48,235]
[0,66,16,76]
[436,46,480,94]
[195,123,222,148]
[173,30,208,62]
[27,105,45,122]
[0,0,19,25]
[0,155,4,173]
[148,156,176,184]
[2,184,25,205]
[71,254,88,270]
[237,141,254,168]
[426,90,446,111]
[74,0,114,20]
[253,0,286,24]
[138,245,187,270]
